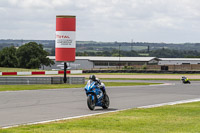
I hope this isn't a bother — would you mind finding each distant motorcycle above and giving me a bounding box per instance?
[84,80,110,110]
[181,76,191,84]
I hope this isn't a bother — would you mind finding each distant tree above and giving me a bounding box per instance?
[112,53,120,57]
[16,42,54,69]
[0,46,18,67]
[75,48,140,57]
[51,47,55,56]
[122,50,139,57]
[149,48,200,58]
[149,48,181,58]
[183,50,200,58]
[102,51,112,56]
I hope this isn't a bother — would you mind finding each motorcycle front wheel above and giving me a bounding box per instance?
[87,94,95,110]
[102,94,110,109]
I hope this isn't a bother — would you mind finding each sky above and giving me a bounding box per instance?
[0,0,200,43]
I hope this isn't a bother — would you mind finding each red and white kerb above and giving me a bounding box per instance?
[56,15,76,62]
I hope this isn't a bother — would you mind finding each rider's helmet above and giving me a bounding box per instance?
[96,78,100,83]
[89,75,96,81]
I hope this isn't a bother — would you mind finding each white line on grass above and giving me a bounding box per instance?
[2,97,200,129]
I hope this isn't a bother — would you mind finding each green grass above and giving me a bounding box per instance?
[77,73,200,76]
[0,84,83,91]
[138,53,149,56]
[78,73,200,81]
[101,78,180,80]
[100,78,200,81]
[1,101,200,132]
[0,67,42,72]
[0,82,160,91]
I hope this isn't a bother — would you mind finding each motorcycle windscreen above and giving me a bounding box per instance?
[85,80,95,90]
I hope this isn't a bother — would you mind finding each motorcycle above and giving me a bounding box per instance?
[181,77,191,84]
[84,80,110,110]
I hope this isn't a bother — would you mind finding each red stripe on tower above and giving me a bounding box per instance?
[56,15,76,62]
[56,17,76,31]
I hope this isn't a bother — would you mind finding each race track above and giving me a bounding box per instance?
[0,81,200,128]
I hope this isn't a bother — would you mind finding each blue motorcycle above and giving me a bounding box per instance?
[84,80,110,110]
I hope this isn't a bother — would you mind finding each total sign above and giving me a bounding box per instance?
[56,15,76,62]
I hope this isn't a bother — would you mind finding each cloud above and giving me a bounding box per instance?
[0,0,200,43]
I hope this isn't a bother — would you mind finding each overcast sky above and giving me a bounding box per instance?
[0,0,200,43]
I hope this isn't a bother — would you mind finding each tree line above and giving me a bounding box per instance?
[76,48,200,58]
[76,49,139,57]
[149,48,200,58]
[1,42,200,69]
[0,42,54,69]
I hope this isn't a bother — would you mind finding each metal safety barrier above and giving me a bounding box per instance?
[0,77,85,85]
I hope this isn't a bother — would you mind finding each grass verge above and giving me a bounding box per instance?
[1,101,200,132]
[0,67,43,72]
[101,78,179,80]
[0,82,160,92]
[83,77,200,81]
[74,73,200,76]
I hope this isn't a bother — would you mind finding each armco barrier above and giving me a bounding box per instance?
[0,77,85,85]
[67,77,85,84]
[0,77,51,85]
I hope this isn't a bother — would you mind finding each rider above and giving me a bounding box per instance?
[89,75,106,96]
[181,76,188,82]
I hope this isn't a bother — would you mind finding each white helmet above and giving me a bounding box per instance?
[100,83,105,87]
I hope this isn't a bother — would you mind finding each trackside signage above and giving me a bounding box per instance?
[56,15,76,62]
[56,31,75,48]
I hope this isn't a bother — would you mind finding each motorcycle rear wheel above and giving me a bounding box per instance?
[87,95,95,110]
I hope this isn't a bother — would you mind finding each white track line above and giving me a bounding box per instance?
[2,97,200,129]
[108,83,174,89]
[138,98,200,108]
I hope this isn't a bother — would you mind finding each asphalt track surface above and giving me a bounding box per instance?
[0,80,200,128]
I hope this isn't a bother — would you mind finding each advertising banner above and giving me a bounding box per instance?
[56,15,76,61]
